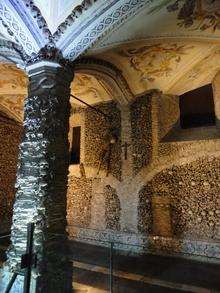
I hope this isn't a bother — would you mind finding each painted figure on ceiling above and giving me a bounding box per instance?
[167,0,220,31]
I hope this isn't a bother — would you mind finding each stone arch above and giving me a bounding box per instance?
[134,147,220,189]
[74,57,133,105]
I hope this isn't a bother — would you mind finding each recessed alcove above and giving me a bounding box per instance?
[161,84,220,142]
[179,84,215,129]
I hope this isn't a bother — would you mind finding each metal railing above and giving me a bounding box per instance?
[0,225,145,293]
[0,223,36,293]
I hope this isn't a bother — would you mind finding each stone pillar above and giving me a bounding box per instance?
[212,72,220,128]
[0,55,74,292]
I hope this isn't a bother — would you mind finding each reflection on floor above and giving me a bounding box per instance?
[1,238,220,292]
[70,241,220,293]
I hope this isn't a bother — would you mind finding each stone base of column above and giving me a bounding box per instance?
[0,264,72,292]
[0,266,37,292]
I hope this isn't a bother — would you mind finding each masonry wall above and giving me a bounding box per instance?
[1,94,219,259]
[67,92,220,259]
[0,114,22,233]
[67,101,122,232]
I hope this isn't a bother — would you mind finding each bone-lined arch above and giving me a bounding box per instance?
[74,57,133,105]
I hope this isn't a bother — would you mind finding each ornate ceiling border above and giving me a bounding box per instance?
[93,34,220,53]
[22,0,52,42]
[61,0,155,60]
[74,57,134,105]
[0,0,40,54]
[53,0,98,42]
[0,38,26,65]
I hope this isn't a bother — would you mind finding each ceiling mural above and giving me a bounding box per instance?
[1,0,220,61]
[167,0,220,32]
[0,64,113,121]
[0,64,27,95]
[95,41,219,95]
[167,49,220,95]
[1,39,219,121]
[71,73,112,106]
[93,0,220,53]
[117,43,193,83]
[0,95,24,122]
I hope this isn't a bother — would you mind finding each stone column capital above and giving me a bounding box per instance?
[24,44,74,83]
[26,59,74,94]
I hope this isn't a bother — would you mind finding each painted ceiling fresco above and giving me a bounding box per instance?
[94,0,220,52]
[166,0,220,32]
[0,64,27,95]
[95,41,219,95]
[0,64,112,122]
[117,43,193,83]
[169,48,220,94]
[71,73,112,106]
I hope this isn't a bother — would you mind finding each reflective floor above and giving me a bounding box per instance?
[71,241,220,293]
[1,238,220,292]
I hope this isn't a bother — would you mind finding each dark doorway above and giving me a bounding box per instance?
[70,126,81,164]
[179,84,215,129]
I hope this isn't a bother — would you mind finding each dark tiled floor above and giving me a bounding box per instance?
[1,239,220,292]
[70,241,220,292]
[73,267,184,293]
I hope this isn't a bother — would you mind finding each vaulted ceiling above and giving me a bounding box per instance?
[0,0,220,121]
[33,0,82,34]
[0,63,113,121]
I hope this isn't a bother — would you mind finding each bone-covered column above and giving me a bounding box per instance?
[1,59,74,292]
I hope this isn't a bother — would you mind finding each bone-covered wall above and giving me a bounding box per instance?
[67,101,122,231]
[84,101,122,181]
[67,91,220,259]
[130,94,152,174]
[0,113,22,232]
[138,157,220,239]
[1,91,220,259]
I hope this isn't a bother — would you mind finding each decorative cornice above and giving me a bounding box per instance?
[26,44,74,69]
[63,0,154,60]
[22,0,53,42]
[52,0,98,42]
[0,38,28,66]
[74,56,122,76]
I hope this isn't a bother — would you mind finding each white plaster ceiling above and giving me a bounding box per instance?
[34,0,82,34]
